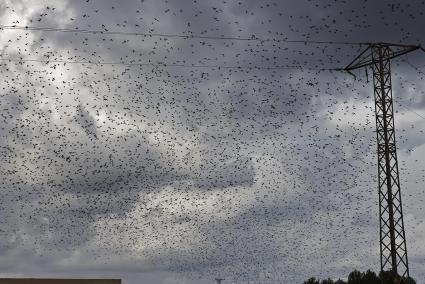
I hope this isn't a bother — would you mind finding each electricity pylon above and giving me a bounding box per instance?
[344,42,422,278]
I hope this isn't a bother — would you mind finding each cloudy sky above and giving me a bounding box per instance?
[0,0,424,283]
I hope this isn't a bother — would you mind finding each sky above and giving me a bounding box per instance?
[0,0,425,283]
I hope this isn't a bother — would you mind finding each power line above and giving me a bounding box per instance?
[0,24,368,46]
[397,59,425,120]
[0,56,340,71]
[395,101,425,121]
[403,58,425,76]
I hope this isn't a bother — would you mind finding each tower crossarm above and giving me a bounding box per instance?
[344,43,420,72]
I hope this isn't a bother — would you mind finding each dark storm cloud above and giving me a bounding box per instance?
[74,104,98,138]
[193,156,255,189]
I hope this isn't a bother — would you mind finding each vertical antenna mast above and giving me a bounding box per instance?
[344,42,420,278]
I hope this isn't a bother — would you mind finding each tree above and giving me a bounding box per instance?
[402,276,416,284]
[362,270,380,284]
[348,270,364,284]
[304,277,320,284]
[303,269,416,284]
[379,270,397,284]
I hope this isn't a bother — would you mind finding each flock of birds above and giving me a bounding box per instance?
[0,0,424,283]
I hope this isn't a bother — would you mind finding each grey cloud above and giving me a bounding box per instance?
[74,104,98,139]
[193,156,255,189]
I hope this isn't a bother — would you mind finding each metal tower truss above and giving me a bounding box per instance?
[371,45,408,277]
[345,43,421,278]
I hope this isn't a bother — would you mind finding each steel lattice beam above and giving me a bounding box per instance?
[371,45,409,278]
[344,42,421,279]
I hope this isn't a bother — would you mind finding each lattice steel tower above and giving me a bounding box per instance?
[344,43,421,278]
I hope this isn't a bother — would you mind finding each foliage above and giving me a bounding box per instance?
[403,276,417,284]
[303,270,416,284]
[348,270,364,284]
[303,277,320,284]
[362,270,380,284]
